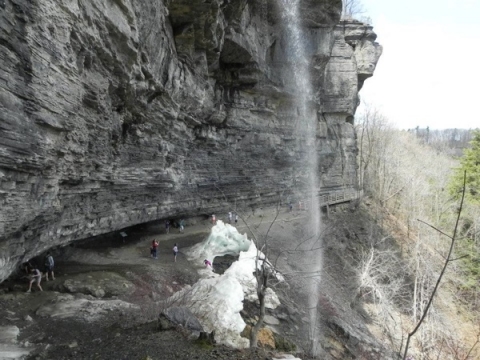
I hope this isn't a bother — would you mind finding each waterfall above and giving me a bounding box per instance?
[279,0,323,355]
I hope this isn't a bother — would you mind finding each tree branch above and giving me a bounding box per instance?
[402,171,467,359]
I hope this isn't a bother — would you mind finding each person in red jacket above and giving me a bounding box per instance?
[151,239,159,259]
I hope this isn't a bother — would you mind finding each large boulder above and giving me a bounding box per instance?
[60,272,135,298]
[158,306,204,334]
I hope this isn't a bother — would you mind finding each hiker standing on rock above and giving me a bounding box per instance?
[44,252,55,281]
[228,212,232,223]
[211,214,216,224]
[173,243,178,262]
[27,267,43,293]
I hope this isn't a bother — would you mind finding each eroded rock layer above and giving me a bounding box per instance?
[0,0,381,281]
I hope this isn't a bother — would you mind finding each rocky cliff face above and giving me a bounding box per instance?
[0,0,381,281]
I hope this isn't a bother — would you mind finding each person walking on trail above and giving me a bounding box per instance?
[228,212,232,224]
[211,214,216,224]
[235,214,238,225]
[44,252,55,281]
[151,239,159,259]
[179,219,185,233]
[173,243,178,262]
[165,220,170,234]
[27,267,43,293]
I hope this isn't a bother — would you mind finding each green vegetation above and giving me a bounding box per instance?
[447,131,480,306]
[449,130,480,204]
[194,338,215,350]
[273,333,296,352]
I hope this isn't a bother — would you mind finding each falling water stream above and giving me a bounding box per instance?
[279,0,323,355]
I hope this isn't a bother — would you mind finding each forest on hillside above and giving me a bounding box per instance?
[354,107,480,359]
[409,127,474,157]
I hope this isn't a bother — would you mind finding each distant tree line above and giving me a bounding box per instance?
[409,127,475,157]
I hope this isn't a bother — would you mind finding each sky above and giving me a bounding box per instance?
[357,0,480,130]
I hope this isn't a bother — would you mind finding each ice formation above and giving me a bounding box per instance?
[170,221,281,347]
[166,274,248,348]
[188,220,250,263]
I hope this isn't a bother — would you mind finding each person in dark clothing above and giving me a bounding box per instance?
[44,252,55,281]
[22,261,33,275]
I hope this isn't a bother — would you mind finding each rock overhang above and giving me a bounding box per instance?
[0,0,381,282]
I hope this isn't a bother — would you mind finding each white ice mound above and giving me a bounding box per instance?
[167,275,249,348]
[0,325,32,359]
[187,220,250,263]
[225,242,280,309]
[173,221,281,348]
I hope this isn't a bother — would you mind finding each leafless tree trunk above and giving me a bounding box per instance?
[402,172,467,359]
[212,183,285,349]
[342,0,365,19]
[250,262,268,347]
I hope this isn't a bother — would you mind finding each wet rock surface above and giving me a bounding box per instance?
[159,306,204,333]
[59,271,135,298]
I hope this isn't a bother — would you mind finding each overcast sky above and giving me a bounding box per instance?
[357,0,480,130]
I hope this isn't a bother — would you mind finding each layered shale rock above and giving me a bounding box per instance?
[0,0,381,281]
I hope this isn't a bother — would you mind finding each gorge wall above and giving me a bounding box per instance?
[0,0,382,281]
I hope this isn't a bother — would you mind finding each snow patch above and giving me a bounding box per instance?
[0,325,32,359]
[172,221,281,347]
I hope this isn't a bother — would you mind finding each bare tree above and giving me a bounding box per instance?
[355,112,478,358]
[342,0,365,19]
[401,173,467,359]
[212,184,324,350]
[243,205,282,348]
[210,184,286,348]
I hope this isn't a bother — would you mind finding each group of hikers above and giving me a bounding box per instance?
[211,211,238,225]
[164,219,185,234]
[23,213,230,294]
[149,240,178,262]
[22,251,55,293]
[23,211,243,294]
[149,240,213,271]
[152,215,236,271]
